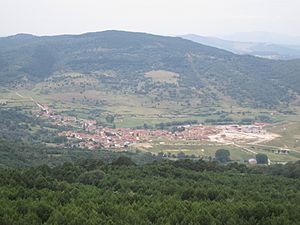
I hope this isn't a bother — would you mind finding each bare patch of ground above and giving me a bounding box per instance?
[145,70,179,84]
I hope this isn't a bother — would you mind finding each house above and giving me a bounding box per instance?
[0,100,7,105]
[248,158,257,165]
[272,149,290,155]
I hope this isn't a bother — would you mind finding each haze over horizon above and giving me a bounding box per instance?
[1,0,300,44]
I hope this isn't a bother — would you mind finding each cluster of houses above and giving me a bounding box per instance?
[224,124,267,134]
[174,125,221,141]
[35,103,97,129]
[59,128,173,149]
[58,124,269,150]
[34,102,272,150]
[59,130,137,149]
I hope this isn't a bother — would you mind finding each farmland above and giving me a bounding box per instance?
[2,83,300,164]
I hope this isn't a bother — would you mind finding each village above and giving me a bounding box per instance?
[33,102,278,150]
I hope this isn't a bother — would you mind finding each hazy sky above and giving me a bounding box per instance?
[1,0,300,38]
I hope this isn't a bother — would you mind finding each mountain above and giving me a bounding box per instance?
[1,30,300,108]
[222,32,300,46]
[181,34,300,60]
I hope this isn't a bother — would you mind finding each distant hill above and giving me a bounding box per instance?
[181,34,300,60]
[222,32,300,46]
[1,30,300,108]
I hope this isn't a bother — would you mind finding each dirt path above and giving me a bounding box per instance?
[15,92,25,98]
[232,143,257,155]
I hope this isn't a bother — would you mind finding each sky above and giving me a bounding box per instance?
[1,0,300,41]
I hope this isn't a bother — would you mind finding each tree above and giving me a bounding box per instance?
[112,156,136,166]
[105,114,115,124]
[34,202,53,223]
[177,151,186,159]
[215,149,230,163]
[256,153,268,164]
[77,169,105,185]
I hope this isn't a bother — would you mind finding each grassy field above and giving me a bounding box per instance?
[2,71,286,128]
[132,141,253,161]
[267,121,300,151]
[130,137,300,163]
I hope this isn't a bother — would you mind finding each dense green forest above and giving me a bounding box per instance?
[0,139,158,168]
[1,31,300,108]
[0,138,299,224]
[0,158,300,225]
[0,108,66,143]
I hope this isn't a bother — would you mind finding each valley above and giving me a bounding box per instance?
[1,30,300,164]
[2,1,300,224]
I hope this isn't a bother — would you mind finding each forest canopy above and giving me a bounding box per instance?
[0,157,300,225]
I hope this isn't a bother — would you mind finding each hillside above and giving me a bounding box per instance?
[1,30,300,109]
[181,34,300,60]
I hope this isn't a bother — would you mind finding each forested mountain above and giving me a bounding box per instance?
[1,30,300,108]
[181,34,300,60]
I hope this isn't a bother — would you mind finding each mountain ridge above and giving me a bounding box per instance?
[1,30,300,108]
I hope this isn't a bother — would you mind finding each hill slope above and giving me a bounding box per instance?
[1,30,300,108]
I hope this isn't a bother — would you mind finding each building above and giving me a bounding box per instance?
[272,149,290,155]
[248,158,257,165]
[0,100,7,105]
